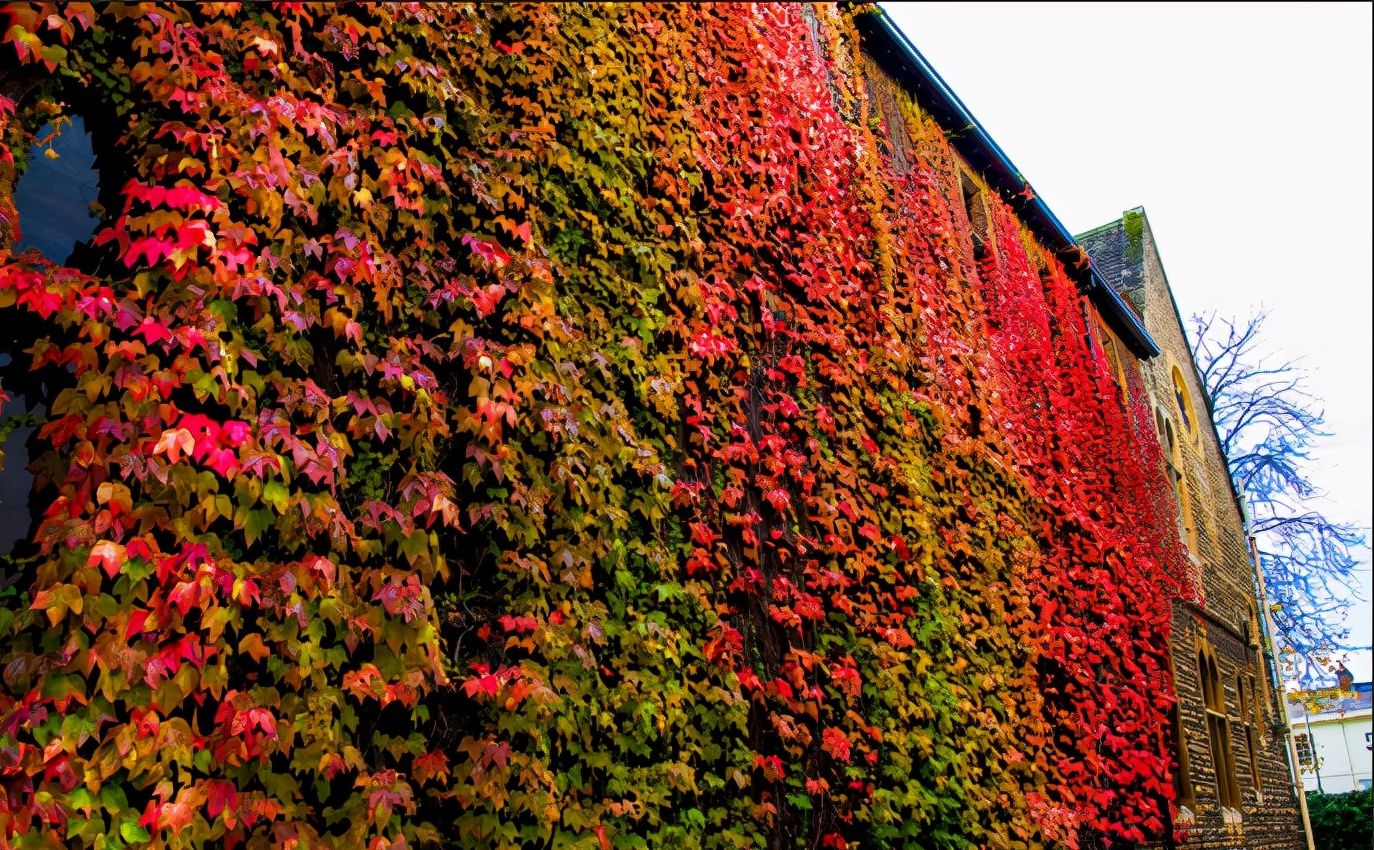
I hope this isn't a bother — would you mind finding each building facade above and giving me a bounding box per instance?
[1287,682,1374,794]
[1080,211,1306,848]
[0,4,1308,849]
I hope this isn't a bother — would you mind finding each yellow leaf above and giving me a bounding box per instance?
[239,633,271,663]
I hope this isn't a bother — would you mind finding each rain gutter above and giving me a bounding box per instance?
[855,8,1161,359]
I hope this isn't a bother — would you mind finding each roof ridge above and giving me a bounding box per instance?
[1074,218,1124,240]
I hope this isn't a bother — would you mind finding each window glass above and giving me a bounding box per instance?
[12,116,100,263]
[0,366,33,556]
[2,116,100,557]
[1294,733,1314,768]
[1198,645,1241,807]
[1238,675,1262,791]
[1171,366,1196,434]
[1171,701,1195,806]
[958,170,991,260]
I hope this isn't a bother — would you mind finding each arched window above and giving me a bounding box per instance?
[1198,643,1241,808]
[1,116,100,557]
[1155,406,1198,552]
[1246,598,1274,726]
[1096,319,1129,407]
[1171,366,1196,436]
[11,116,101,262]
[1171,704,1196,807]
[959,169,992,262]
[1169,654,1196,809]
[1237,674,1262,794]
[0,354,34,557]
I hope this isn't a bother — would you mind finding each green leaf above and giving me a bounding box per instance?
[263,480,290,513]
[40,673,86,702]
[99,783,129,813]
[119,820,151,843]
[245,508,273,547]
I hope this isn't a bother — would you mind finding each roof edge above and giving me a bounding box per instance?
[1074,219,1123,241]
[855,8,1160,359]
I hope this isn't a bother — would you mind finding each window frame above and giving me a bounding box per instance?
[1197,643,1242,808]
[1237,674,1263,794]
[1156,405,1198,552]
[1171,365,1199,442]
[957,168,993,262]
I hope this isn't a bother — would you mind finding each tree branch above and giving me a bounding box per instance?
[1191,310,1371,689]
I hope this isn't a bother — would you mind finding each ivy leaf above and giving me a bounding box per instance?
[119,820,152,843]
[244,508,273,548]
[262,480,289,513]
[153,428,195,463]
[88,541,125,579]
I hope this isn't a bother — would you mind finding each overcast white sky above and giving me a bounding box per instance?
[881,2,1373,680]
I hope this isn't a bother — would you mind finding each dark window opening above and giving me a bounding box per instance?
[1097,321,1129,407]
[1198,646,1242,808]
[1294,732,1314,768]
[1171,366,1196,435]
[1238,675,1262,793]
[1171,702,1196,807]
[2,115,102,561]
[960,171,990,261]
[12,115,101,264]
[0,354,35,560]
[1080,302,1098,363]
[1156,408,1197,551]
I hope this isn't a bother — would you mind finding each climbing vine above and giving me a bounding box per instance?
[0,4,1187,849]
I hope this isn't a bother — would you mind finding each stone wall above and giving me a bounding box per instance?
[1132,212,1306,850]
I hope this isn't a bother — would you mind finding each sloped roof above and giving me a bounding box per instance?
[1076,211,1145,315]
[1078,220,1129,295]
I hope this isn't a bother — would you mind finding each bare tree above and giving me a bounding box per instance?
[1191,311,1369,688]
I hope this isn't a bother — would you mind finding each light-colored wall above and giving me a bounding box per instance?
[1293,710,1374,793]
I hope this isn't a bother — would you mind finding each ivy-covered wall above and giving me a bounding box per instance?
[0,5,1191,849]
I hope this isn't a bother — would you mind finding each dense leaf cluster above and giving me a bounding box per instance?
[1305,789,1373,850]
[0,4,1187,849]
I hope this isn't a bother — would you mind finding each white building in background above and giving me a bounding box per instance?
[1287,682,1373,794]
